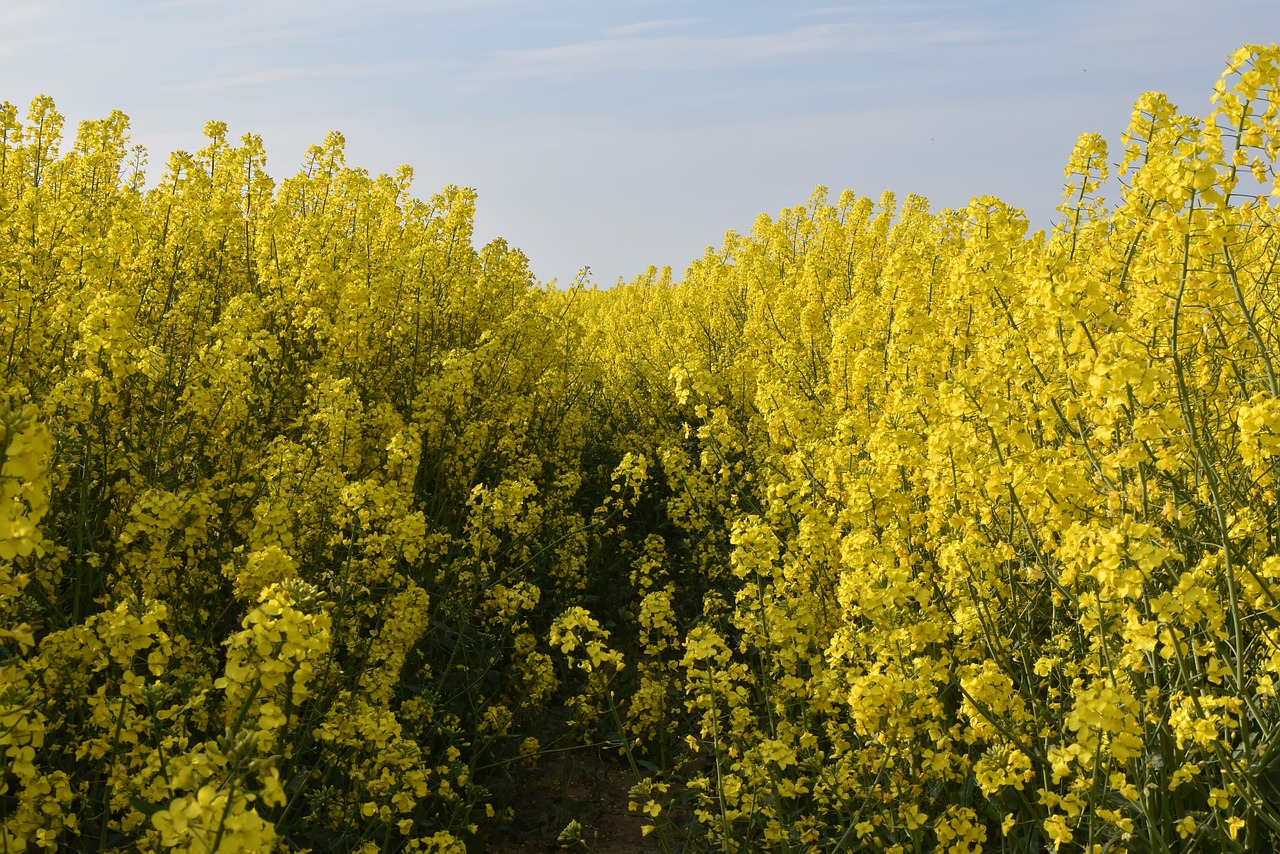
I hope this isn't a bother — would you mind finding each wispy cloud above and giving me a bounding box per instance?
[604,18,703,38]
[793,2,988,18]
[164,61,422,92]
[793,5,866,16]
[0,2,69,61]
[0,1,50,27]
[480,25,844,81]
[471,19,994,84]
[145,0,223,10]
[147,0,532,21]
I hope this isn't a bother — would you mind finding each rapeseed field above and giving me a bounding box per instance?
[3,43,1280,853]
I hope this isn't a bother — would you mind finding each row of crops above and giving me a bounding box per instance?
[3,43,1280,852]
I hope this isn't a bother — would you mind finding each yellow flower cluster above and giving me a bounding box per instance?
[563,43,1280,852]
[0,396,53,563]
[4,41,1280,853]
[0,100,581,849]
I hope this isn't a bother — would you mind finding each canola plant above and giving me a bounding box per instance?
[3,43,1280,853]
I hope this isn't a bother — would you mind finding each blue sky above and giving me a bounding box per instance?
[0,1,1274,285]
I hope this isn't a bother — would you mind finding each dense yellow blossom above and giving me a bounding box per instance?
[4,41,1280,852]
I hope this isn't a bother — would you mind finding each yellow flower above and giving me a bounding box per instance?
[1044,814,1073,851]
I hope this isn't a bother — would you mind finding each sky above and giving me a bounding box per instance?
[0,1,1275,286]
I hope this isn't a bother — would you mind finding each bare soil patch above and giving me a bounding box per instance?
[483,750,654,854]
